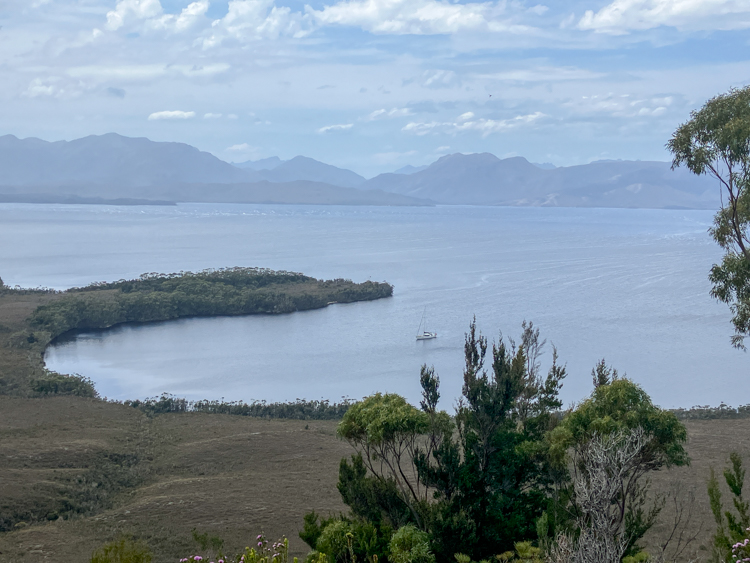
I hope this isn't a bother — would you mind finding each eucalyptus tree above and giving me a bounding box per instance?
[668,86,750,348]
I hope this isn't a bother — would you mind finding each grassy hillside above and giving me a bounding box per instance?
[0,396,748,562]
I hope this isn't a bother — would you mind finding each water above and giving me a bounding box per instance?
[1,203,745,409]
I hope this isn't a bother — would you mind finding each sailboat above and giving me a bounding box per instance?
[416,307,437,340]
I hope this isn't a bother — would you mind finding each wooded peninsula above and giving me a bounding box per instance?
[0,268,393,397]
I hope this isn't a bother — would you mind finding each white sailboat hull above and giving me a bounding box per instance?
[416,332,437,340]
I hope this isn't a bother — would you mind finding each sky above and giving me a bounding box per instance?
[2,0,749,177]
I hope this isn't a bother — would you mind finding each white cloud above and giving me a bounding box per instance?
[365,107,412,120]
[23,77,86,99]
[149,1,209,32]
[318,123,354,133]
[66,64,230,83]
[479,66,604,82]
[201,0,309,48]
[106,0,163,31]
[227,143,256,151]
[25,78,61,98]
[578,0,750,33]
[527,4,549,15]
[228,114,239,119]
[204,113,223,118]
[402,111,545,136]
[105,0,210,33]
[566,93,676,118]
[420,69,460,89]
[148,110,196,120]
[308,0,532,35]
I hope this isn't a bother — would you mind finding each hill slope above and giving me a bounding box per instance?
[0,133,256,187]
[363,153,719,209]
[256,156,366,188]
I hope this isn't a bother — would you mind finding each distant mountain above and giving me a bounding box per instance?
[532,162,556,170]
[256,156,366,188]
[393,164,429,175]
[0,133,255,187]
[362,153,718,209]
[0,134,720,209]
[234,156,283,171]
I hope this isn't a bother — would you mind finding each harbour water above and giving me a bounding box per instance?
[1,202,744,409]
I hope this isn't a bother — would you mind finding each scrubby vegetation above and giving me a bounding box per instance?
[125,394,352,420]
[300,320,697,563]
[31,267,393,341]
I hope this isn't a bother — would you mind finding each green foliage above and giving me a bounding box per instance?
[338,393,429,449]
[591,358,618,388]
[31,371,98,398]
[126,393,351,420]
[671,403,750,420]
[0,449,144,532]
[707,452,750,562]
[31,267,393,341]
[415,319,566,562]
[337,453,412,529]
[192,529,225,552]
[388,525,435,563]
[549,377,688,470]
[338,393,435,526]
[90,536,152,563]
[452,542,543,563]
[183,534,295,563]
[622,552,650,563]
[668,86,750,348]
[310,514,392,563]
[497,541,544,562]
[301,511,337,551]
[548,375,688,556]
[317,520,353,562]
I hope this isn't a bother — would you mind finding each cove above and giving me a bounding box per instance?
[0,202,738,409]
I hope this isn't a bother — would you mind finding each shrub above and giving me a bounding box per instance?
[389,525,434,563]
[317,520,352,563]
[90,536,152,563]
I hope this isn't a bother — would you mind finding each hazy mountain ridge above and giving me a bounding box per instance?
[234,156,365,187]
[362,153,719,209]
[234,156,284,171]
[0,133,255,186]
[255,156,366,188]
[0,133,720,209]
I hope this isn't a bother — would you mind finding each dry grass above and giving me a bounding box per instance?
[1,393,749,562]
[0,396,353,562]
[0,290,748,563]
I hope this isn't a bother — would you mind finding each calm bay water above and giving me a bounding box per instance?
[1,202,745,409]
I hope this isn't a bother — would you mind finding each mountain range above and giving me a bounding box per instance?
[361,153,718,209]
[0,133,720,209]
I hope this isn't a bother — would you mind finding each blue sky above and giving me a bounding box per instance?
[2,0,749,177]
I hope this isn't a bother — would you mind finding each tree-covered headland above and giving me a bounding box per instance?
[30,267,393,340]
[0,267,392,397]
